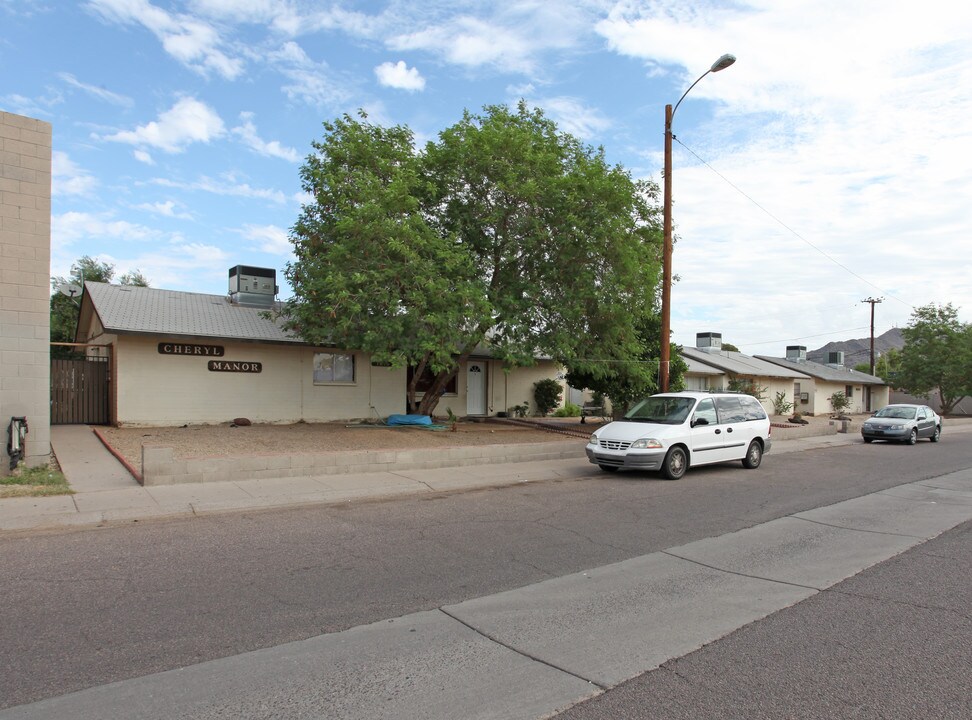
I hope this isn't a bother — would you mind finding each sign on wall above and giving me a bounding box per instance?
[208,360,262,373]
[159,343,224,357]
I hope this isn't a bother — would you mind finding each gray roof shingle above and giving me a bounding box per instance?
[84,282,302,344]
[756,355,886,385]
[682,346,811,379]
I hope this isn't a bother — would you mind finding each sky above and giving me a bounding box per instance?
[3,0,971,357]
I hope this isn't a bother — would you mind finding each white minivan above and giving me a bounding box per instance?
[586,391,772,479]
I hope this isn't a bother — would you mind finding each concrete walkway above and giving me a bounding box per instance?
[1,420,969,533]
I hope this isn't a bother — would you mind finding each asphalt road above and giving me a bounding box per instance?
[1,434,970,712]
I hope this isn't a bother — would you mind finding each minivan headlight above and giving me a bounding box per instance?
[589,434,599,444]
[631,438,663,449]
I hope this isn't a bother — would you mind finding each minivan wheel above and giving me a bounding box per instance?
[661,447,687,480]
[907,428,918,445]
[742,440,762,469]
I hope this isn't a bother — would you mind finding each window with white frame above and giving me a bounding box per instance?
[313,352,355,384]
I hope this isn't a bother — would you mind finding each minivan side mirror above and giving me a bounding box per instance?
[692,417,709,427]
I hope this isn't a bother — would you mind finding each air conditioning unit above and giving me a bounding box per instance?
[228,266,277,307]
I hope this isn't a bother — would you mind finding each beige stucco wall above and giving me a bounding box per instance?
[806,379,888,415]
[0,111,51,472]
[108,335,405,426]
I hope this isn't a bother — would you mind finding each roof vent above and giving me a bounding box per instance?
[228,265,277,308]
[696,332,723,354]
[786,345,807,362]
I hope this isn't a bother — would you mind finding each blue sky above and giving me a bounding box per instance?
[3,0,971,356]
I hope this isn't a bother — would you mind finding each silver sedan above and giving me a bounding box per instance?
[861,404,942,444]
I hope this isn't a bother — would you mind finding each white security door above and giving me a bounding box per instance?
[466,363,487,416]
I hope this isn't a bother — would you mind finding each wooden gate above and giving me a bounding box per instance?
[51,356,110,425]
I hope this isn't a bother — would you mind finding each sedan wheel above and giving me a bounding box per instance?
[907,428,918,445]
[742,440,762,469]
[931,426,941,443]
[661,447,687,480]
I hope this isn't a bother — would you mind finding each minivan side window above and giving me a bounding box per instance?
[715,396,747,423]
[740,395,767,421]
[693,398,718,425]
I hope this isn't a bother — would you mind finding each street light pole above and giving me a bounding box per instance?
[659,53,736,392]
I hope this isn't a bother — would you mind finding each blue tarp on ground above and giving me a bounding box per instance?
[386,414,433,426]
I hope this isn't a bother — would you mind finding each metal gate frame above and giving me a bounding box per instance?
[50,343,113,425]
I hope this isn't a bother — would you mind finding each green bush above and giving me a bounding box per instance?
[553,403,582,417]
[772,391,793,416]
[533,379,563,416]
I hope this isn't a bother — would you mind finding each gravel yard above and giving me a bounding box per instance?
[98,419,589,469]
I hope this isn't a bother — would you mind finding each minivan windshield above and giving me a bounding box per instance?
[624,396,695,424]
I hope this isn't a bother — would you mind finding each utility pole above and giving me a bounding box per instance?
[862,297,883,375]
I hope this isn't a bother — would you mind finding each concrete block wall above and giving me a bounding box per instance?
[140,440,585,486]
[1,111,52,473]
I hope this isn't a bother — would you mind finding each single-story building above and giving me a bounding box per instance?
[72,267,565,427]
[757,347,889,414]
[680,333,812,416]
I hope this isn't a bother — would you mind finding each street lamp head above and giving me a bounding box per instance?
[710,54,736,73]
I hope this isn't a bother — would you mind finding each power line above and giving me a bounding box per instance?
[673,136,911,308]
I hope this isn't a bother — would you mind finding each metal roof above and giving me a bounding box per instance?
[681,346,811,379]
[682,354,725,375]
[756,355,886,385]
[83,282,302,344]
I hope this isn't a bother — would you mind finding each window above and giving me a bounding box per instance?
[407,365,458,395]
[313,352,355,384]
[715,396,748,423]
[693,398,718,425]
[845,385,853,398]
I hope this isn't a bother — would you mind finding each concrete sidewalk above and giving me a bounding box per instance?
[1,421,967,533]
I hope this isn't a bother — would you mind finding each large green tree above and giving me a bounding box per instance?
[50,257,148,358]
[283,104,662,415]
[565,314,686,415]
[895,303,972,414]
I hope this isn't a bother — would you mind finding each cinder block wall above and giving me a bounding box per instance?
[1,111,52,473]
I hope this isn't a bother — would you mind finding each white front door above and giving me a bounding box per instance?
[466,363,486,415]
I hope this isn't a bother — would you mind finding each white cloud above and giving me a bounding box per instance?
[87,0,244,79]
[135,200,192,219]
[388,3,594,76]
[232,112,301,162]
[52,211,160,250]
[241,223,292,255]
[52,151,97,196]
[529,97,611,140]
[102,97,225,152]
[133,149,155,165]
[58,72,133,107]
[375,60,426,91]
[268,40,349,107]
[151,175,287,204]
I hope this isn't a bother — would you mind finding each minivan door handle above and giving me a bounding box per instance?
[726,427,733,433]
[714,429,721,434]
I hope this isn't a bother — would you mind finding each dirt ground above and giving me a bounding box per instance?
[99,418,594,469]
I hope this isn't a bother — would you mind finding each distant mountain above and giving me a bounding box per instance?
[808,327,905,367]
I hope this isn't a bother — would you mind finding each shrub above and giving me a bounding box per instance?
[829,391,851,415]
[509,402,530,418]
[553,403,582,417]
[533,378,563,416]
[772,391,794,416]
